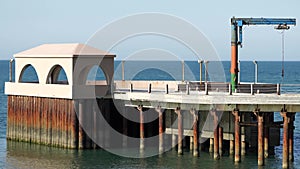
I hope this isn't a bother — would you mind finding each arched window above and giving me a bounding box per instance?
[19,64,39,83]
[133,68,175,80]
[46,65,69,84]
[86,65,107,85]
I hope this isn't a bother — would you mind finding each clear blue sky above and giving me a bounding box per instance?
[0,0,299,61]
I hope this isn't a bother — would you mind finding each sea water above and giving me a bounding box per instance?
[1,60,300,169]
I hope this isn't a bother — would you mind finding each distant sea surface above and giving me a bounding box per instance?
[1,60,300,168]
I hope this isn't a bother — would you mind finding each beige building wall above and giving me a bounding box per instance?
[5,43,115,99]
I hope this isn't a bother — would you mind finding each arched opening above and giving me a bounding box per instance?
[19,64,39,83]
[133,68,175,80]
[46,65,69,84]
[86,65,107,85]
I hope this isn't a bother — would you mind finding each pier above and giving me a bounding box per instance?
[5,42,300,168]
[113,80,300,167]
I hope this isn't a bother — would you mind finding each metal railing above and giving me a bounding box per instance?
[119,81,285,95]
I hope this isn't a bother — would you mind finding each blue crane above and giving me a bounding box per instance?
[230,17,296,91]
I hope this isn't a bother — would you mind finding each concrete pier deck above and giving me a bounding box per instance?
[114,87,300,112]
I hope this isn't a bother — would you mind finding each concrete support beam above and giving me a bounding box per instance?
[232,109,240,163]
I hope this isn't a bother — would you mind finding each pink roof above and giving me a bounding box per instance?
[14,43,115,58]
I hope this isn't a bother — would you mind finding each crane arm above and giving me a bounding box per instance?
[230,17,296,92]
[232,18,296,26]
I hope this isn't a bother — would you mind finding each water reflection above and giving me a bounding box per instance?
[4,139,300,169]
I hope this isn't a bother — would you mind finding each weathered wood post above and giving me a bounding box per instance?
[289,113,295,162]
[232,109,240,163]
[264,113,270,158]
[219,127,223,156]
[70,101,78,149]
[241,113,246,156]
[138,105,145,152]
[171,111,177,149]
[190,136,193,151]
[255,110,264,166]
[190,108,199,157]
[280,111,290,169]
[175,107,183,155]
[230,140,234,155]
[155,106,164,154]
[78,100,86,149]
[211,110,219,160]
[209,138,214,153]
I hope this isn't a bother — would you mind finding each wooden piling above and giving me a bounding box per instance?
[7,96,78,148]
[209,138,213,153]
[70,100,78,149]
[159,110,164,154]
[230,140,234,155]
[264,114,269,158]
[156,106,164,154]
[63,99,68,148]
[138,105,145,152]
[36,97,41,144]
[219,127,223,156]
[241,140,246,156]
[232,110,240,163]
[289,113,295,162]
[47,98,52,145]
[172,134,177,149]
[211,110,219,160]
[281,111,289,169]
[241,113,246,156]
[171,111,177,149]
[6,96,11,140]
[257,112,264,166]
[175,107,183,155]
[24,97,28,142]
[190,109,198,157]
[78,100,86,149]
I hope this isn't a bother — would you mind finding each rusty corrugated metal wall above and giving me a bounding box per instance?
[7,95,78,148]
